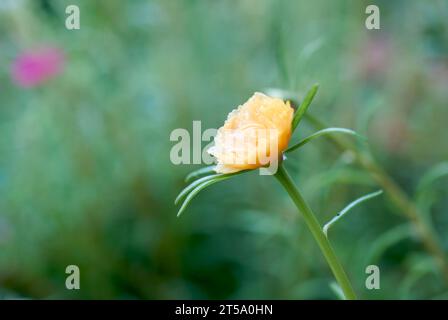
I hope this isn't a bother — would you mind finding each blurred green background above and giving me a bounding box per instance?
[0,0,447,299]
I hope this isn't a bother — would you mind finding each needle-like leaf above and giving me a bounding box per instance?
[415,162,448,217]
[175,173,223,205]
[176,169,251,217]
[323,190,383,237]
[291,84,319,132]
[416,162,448,196]
[329,282,345,300]
[185,165,217,183]
[177,176,230,217]
[285,127,365,154]
[365,224,413,265]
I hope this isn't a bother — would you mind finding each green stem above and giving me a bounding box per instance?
[304,113,448,282]
[275,163,357,300]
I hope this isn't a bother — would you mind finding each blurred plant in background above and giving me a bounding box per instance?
[0,0,447,299]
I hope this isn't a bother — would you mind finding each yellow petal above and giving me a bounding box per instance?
[209,92,294,173]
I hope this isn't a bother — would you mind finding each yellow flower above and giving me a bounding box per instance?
[208,92,294,173]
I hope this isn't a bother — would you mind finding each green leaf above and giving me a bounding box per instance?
[329,282,345,300]
[286,128,365,153]
[185,165,216,183]
[176,176,230,217]
[175,173,223,205]
[323,190,383,236]
[416,162,448,195]
[415,162,448,221]
[291,84,319,132]
[365,224,413,265]
[176,169,251,217]
[400,255,438,299]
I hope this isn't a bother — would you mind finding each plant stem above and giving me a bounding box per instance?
[274,163,357,300]
[304,113,448,282]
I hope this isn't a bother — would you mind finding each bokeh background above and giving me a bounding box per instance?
[0,0,447,299]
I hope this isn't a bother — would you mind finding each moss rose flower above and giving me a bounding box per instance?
[208,92,294,173]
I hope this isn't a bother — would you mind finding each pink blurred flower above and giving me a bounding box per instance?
[11,47,65,88]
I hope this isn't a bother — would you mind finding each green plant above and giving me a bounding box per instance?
[175,84,384,299]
